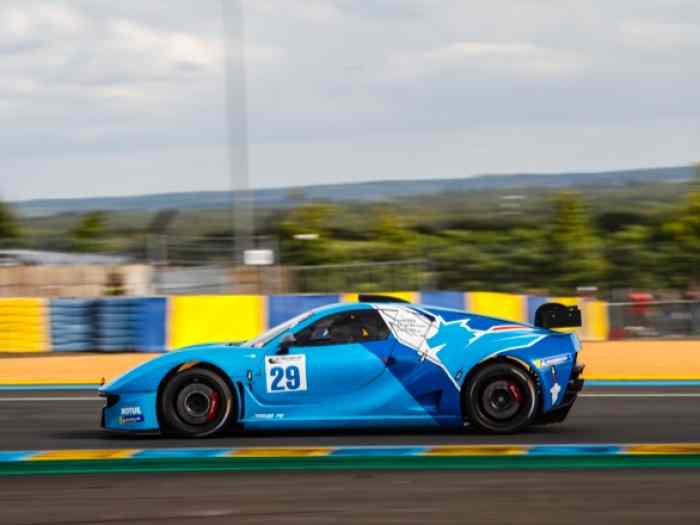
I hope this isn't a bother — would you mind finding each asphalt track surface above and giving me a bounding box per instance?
[1,387,700,449]
[2,387,700,525]
[2,470,700,524]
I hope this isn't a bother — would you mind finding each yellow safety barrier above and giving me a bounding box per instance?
[0,291,613,354]
[0,298,49,352]
[546,297,610,340]
[581,301,609,341]
[467,292,527,323]
[545,296,580,335]
[168,295,266,350]
[549,296,579,307]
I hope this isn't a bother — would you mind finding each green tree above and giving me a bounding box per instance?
[70,211,109,252]
[0,200,21,244]
[505,228,550,292]
[659,164,700,288]
[605,225,657,289]
[546,192,605,293]
[432,231,515,291]
[148,209,178,234]
[372,208,410,244]
[366,207,422,261]
[279,203,337,265]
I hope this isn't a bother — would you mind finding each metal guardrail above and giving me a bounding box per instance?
[151,259,431,295]
[287,259,432,294]
[608,300,700,339]
[152,266,230,295]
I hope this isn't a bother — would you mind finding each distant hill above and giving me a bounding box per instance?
[12,165,694,217]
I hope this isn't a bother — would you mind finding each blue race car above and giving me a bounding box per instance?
[100,295,584,436]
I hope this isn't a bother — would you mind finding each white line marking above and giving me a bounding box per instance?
[581,393,700,398]
[0,397,102,402]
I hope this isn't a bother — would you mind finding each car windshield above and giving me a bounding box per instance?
[241,310,315,348]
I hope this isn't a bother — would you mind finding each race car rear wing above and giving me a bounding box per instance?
[534,303,582,329]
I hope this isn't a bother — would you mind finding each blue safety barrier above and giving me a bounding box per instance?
[131,297,167,353]
[95,298,137,352]
[526,296,548,325]
[92,298,164,352]
[40,292,607,354]
[267,294,340,328]
[50,299,96,352]
[419,291,465,310]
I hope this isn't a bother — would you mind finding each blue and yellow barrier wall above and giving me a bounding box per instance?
[0,292,611,352]
[0,298,50,353]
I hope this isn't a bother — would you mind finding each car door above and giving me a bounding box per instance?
[253,309,395,415]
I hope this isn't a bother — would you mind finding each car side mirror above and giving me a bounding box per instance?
[278,333,296,354]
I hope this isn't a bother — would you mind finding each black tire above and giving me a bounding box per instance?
[463,362,538,434]
[159,367,235,438]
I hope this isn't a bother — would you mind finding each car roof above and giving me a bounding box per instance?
[308,301,411,317]
[306,301,477,321]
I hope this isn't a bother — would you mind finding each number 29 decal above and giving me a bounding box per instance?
[265,354,308,393]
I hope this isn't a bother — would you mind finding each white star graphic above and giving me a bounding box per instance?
[418,341,446,363]
[550,382,562,404]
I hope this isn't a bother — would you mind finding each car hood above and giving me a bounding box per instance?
[100,342,253,394]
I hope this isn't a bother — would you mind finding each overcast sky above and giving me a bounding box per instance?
[1,0,699,201]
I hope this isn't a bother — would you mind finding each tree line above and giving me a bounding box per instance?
[2,166,700,296]
[278,166,700,295]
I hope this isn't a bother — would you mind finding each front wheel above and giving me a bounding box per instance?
[159,367,235,438]
[464,362,538,434]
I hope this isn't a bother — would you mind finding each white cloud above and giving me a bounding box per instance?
[0,0,699,200]
[429,42,543,60]
[249,0,341,23]
[109,19,222,69]
[0,7,32,40]
[621,19,700,50]
[0,4,85,51]
[388,40,589,80]
[245,43,287,64]
[38,4,86,34]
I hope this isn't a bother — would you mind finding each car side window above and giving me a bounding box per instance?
[295,310,390,346]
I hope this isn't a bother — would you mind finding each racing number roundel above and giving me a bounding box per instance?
[265,354,308,393]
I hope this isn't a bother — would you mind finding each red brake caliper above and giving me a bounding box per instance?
[508,383,522,403]
[207,391,220,422]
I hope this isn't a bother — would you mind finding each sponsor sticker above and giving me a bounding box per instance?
[534,353,571,369]
[265,354,308,393]
[119,406,144,424]
[254,413,286,419]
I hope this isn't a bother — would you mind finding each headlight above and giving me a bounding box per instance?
[99,392,120,408]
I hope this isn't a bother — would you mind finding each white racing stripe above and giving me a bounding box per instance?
[0,397,102,402]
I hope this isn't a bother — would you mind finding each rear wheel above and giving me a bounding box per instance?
[464,362,538,434]
[159,367,235,438]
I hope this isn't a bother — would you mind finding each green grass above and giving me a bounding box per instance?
[3,454,700,476]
